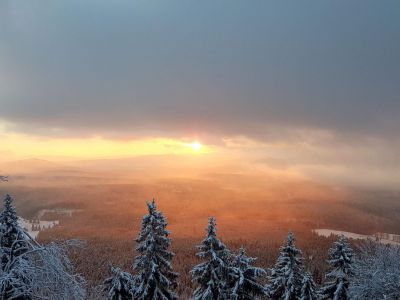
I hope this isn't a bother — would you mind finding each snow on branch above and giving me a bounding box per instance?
[0,194,86,299]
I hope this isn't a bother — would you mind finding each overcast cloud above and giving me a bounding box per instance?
[0,0,399,142]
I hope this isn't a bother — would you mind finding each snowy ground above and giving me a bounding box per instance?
[313,229,400,245]
[17,208,81,239]
[36,208,82,219]
[18,218,59,239]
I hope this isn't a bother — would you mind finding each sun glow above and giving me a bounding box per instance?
[0,121,214,160]
[190,141,202,152]
[0,129,213,161]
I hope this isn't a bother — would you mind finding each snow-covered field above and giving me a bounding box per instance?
[18,218,59,239]
[17,208,81,239]
[313,229,369,240]
[36,208,82,219]
[313,229,400,245]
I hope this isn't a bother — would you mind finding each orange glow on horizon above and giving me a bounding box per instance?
[0,128,213,161]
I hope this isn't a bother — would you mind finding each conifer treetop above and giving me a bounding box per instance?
[196,217,229,260]
[191,217,233,300]
[326,235,353,277]
[0,194,29,252]
[285,231,301,253]
[230,246,267,300]
[321,235,354,300]
[266,231,305,300]
[0,194,19,228]
[207,216,217,236]
[132,199,178,300]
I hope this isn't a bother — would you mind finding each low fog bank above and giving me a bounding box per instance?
[0,156,399,241]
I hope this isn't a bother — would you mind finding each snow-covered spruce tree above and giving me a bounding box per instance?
[0,194,31,299]
[320,235,353,300]
[190,217,233,300]
[104,266,135,300]
[229,247,267,300]
[0,194,85,299]
[0,194,28,255]
[350,240,400,299]
[266,232,305,300]
[132,200,178,300]
[300,272,318,300]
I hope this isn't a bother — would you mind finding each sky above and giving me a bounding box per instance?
[0,1,399,188]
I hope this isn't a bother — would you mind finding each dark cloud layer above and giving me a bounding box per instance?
[0,0,399,141]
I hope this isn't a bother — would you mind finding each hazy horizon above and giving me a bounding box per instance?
[1,1,400,192]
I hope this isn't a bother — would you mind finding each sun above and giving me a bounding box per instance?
[190,141,202,151]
